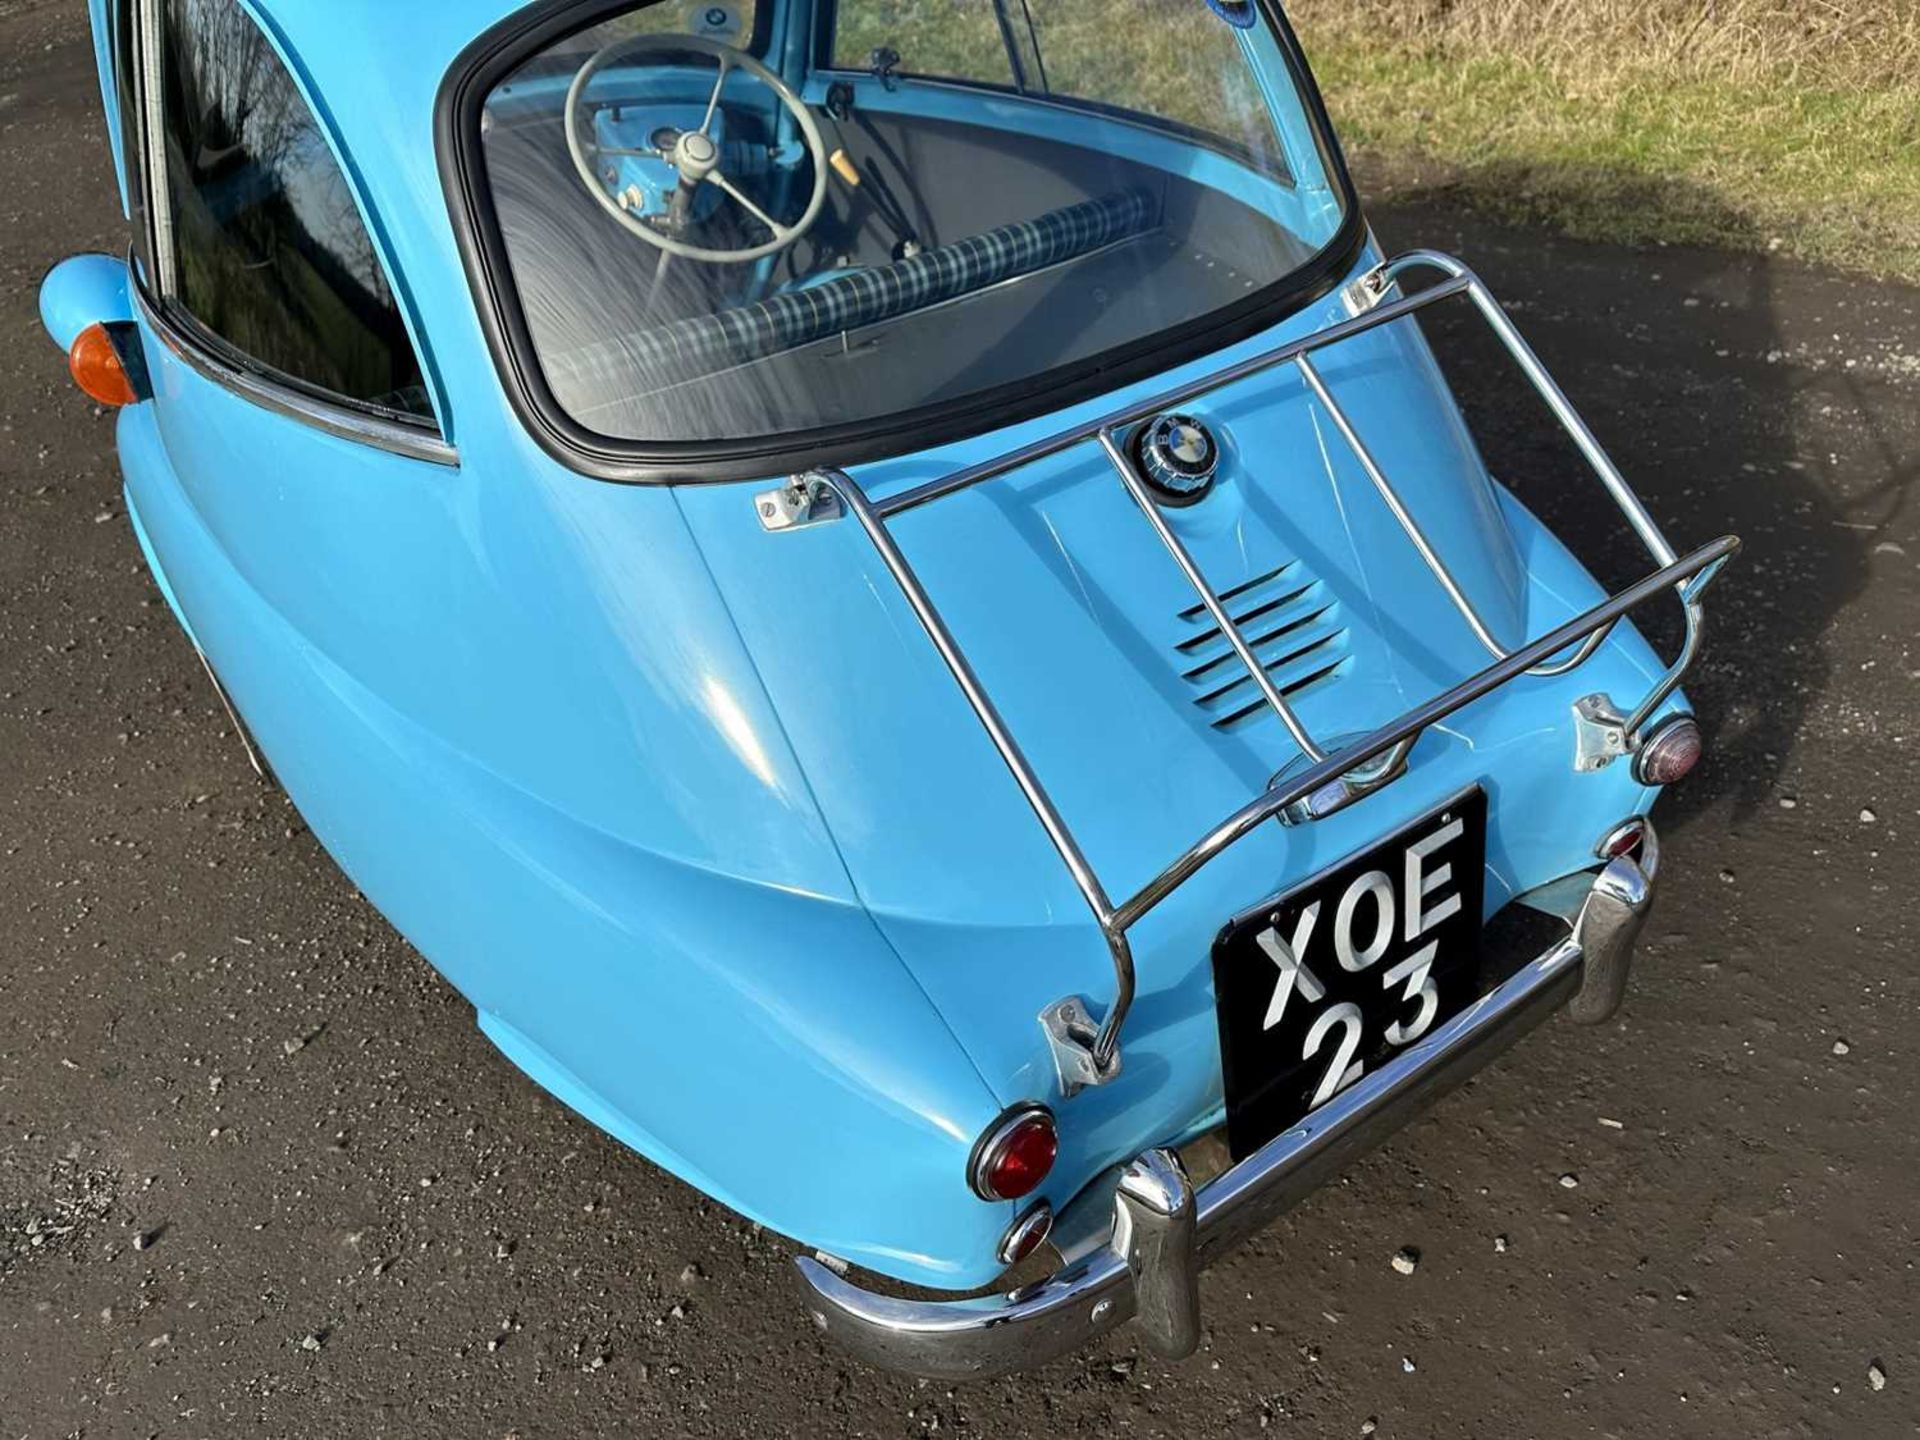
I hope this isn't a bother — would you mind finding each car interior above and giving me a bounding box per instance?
[478,9,1322,443]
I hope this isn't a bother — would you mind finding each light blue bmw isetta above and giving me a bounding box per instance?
[41,0,1736,1377]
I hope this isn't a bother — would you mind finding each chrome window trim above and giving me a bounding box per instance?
[134,280,460,467]
[134,0,173,286]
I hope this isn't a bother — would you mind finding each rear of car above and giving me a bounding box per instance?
[43,0,1735,1376]
[434,0,1732,1370]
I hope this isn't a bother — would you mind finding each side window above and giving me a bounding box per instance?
[157,0,432,421]
[1018,0,1284,151]
[828,0,1281,162]
[830,0,1016,87]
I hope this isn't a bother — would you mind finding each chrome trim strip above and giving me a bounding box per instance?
[796,842,1658,1378]
[134,0,174,290]
[192,645,273,783]
[134,286,459,467]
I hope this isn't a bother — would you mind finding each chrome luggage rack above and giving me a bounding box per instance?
[756,250,1737,1092]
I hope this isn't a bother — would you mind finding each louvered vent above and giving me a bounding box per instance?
[1173,561,1351,731]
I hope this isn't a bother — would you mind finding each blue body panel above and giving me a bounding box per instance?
[113,386,1018,1281]
[50,0,1682,1289]
[39,252,133,350]
[86,0,130,214]
[673,285,1669,1197]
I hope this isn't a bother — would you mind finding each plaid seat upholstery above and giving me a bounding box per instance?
[546,187,1160,395]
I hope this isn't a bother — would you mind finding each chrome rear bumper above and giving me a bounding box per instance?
[795,828,1659,1379]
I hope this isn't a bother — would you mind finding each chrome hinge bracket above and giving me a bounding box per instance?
[1340,262,1392,317]
[1040,995,1120,1098]
[755,473,844,532]
[1572,692,1632,772]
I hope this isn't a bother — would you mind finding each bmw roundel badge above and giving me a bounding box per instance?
[1134,413,1220,505]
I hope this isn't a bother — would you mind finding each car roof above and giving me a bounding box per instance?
[262,0,524,108]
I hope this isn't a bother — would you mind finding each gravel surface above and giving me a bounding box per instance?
[4,3,1919,1435]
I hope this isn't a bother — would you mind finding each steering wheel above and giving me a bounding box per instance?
[564,33,829,265]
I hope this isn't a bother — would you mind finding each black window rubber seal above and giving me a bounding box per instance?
[434,0,1370,486]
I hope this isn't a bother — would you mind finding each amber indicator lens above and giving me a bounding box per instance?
[68,323,141,408]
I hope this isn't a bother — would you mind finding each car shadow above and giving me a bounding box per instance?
[1365,162,1907,831]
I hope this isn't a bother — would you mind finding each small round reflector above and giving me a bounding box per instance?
[1596,817,1647,861]
[68,323,141,408]
[969,1104,1057,1202]
[1633,716,1703,786]
[997,1200,1054,1265]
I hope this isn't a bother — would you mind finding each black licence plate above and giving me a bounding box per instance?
[1212,788,1487,1160]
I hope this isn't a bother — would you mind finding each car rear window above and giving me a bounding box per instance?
[445,0,1359,477]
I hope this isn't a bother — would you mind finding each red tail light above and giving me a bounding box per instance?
[969,1104,1057,1202]
[1633,716,1703,786]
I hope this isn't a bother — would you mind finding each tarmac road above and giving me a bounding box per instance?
[4,3,1919,1436]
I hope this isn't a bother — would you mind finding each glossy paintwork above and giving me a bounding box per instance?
[675,276,1670,1204]
[85,0,130,212]
[39,252,132,351]
[46,0,1683,1289]
[114,386,1019,1281]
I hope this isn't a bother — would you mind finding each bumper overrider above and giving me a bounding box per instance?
[796,828,1660,1379]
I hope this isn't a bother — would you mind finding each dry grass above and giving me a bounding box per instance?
[1287,0,1920,90]
[1284,0,1920,278]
